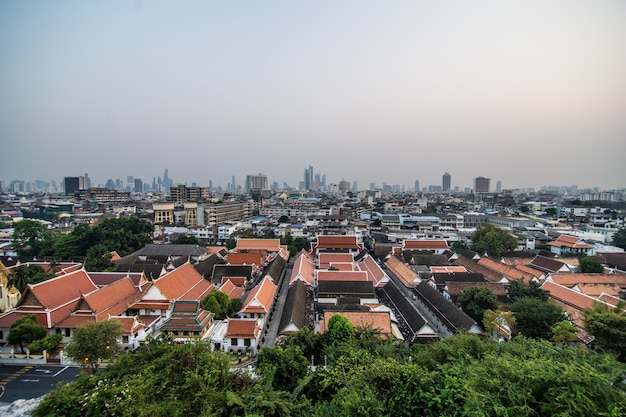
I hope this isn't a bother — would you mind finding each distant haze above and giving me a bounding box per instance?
[1,1,625,190]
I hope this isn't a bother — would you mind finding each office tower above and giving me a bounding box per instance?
[496,180,502,193]
[442,172,451,192]
[304,165,314,190]
[134,179,143,193]
[245,173,268,190]
[414,180,420,192]
[64,176,86,195]
[474,176,490,193]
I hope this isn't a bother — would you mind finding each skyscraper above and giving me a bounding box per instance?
[414,180,420,193]
[245,173,268,190]
[474,176,490,193]
[64,176,86,195]
[304,165,314,190]
[496,180,502,193]
[442,172,451,192]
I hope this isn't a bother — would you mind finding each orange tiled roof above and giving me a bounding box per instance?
[549,273,626,288]
[317,270,368,282]
[356,255,389,288]
[241,276,277,314]
[312,235,363,253]
[290,253,316,286]
[235,238,281,252]
[28,268,98,309]
[319,253,354,269]
[320,311,393,337]
[226,319,259,338]
[153,262,210,301]
[547,235,593,249]
[541,281,598,311]
[83,277,140,320]
[478,257,535,283]
[430,266,468,274]
[403,239,449,250]
[385,256,420,288]
[227,252,263,266]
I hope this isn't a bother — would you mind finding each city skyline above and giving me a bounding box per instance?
[1,2,625,191]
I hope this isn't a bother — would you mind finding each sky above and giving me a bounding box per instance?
[1,1,625,191]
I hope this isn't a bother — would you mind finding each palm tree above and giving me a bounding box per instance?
[7,265,31,293]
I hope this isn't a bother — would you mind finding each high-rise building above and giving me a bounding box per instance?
[245,173,268,190]
[304,165,314,190]
[496,180,502,193]
[442,172,451,192]
[134,178,143,193]
[474,176,490,193]
[414,180,420,193]
[64,176,86,195]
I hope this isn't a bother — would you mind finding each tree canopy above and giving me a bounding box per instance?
[470,224,519,257]
[32,332,626,417]
[583,301,626,361]
[64,320,123,373]
[11,219,52,256]
[202,290,241,319]
[579,256,604,273]
[458,286,499,325]
[508,279,549,302]
[510,297,565,339]
[7,314,47,353]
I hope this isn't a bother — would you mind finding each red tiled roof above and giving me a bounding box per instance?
[226,319,259,338]
[403,240,449,250]
[356,255,388,287]
[84,277,140,320]
[290,253,315,286]
[27,268,97,309]
[241,276,277,314]
[430,266,468,274]
[235,239,281,252]
[317,270,368,282]
[319,311,394,337]
[547,235,593,249]
[319,253,354,269]
[153,262,210,301]
[227,252,263,266]
[549,273,626,288]
[478,257,535,283]
[312,235,363,253]
[385,256,420,288]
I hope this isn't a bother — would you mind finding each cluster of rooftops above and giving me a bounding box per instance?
[0,234,624,356]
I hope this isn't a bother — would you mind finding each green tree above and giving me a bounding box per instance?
[83,244,114,271]
[483,309,516,340]
[202,290,230,319]
[612,226,626,250]
[11,219,52,256]
[170,234,200,245]
[579,256,604,273]
[508,279,549,302]
[7,265,31,293]
[471,224,519,257]
[450,240,468,254]
[510,298,565,339]
[327,314,354,345]
[458,286,499,325]
[29,333,63,354]
[545,207,557,216]
[583,300,626,361]
[551,320,577,348]
[7,314,47,353]
[92,217,153,256]
[65,320,123,373]
[255,345,309,392]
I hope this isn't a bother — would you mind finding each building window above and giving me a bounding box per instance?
[122,336,129,344]
[65,328,71,337]
[244,338,251,347]
[231,338,238,346]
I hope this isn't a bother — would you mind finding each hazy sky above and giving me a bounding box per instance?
[1,1,625,191]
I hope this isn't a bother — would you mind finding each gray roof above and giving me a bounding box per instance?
[413,281,477,332]
[432,272,486,287]
[278,281,307,336]
[134,244,208,257]
[317,280,374,297]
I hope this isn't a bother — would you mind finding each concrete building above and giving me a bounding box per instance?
[474,176,490,193]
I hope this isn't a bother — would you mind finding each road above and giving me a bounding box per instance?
[0,365,81,403]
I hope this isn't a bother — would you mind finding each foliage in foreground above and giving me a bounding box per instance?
[33,332,626,417]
